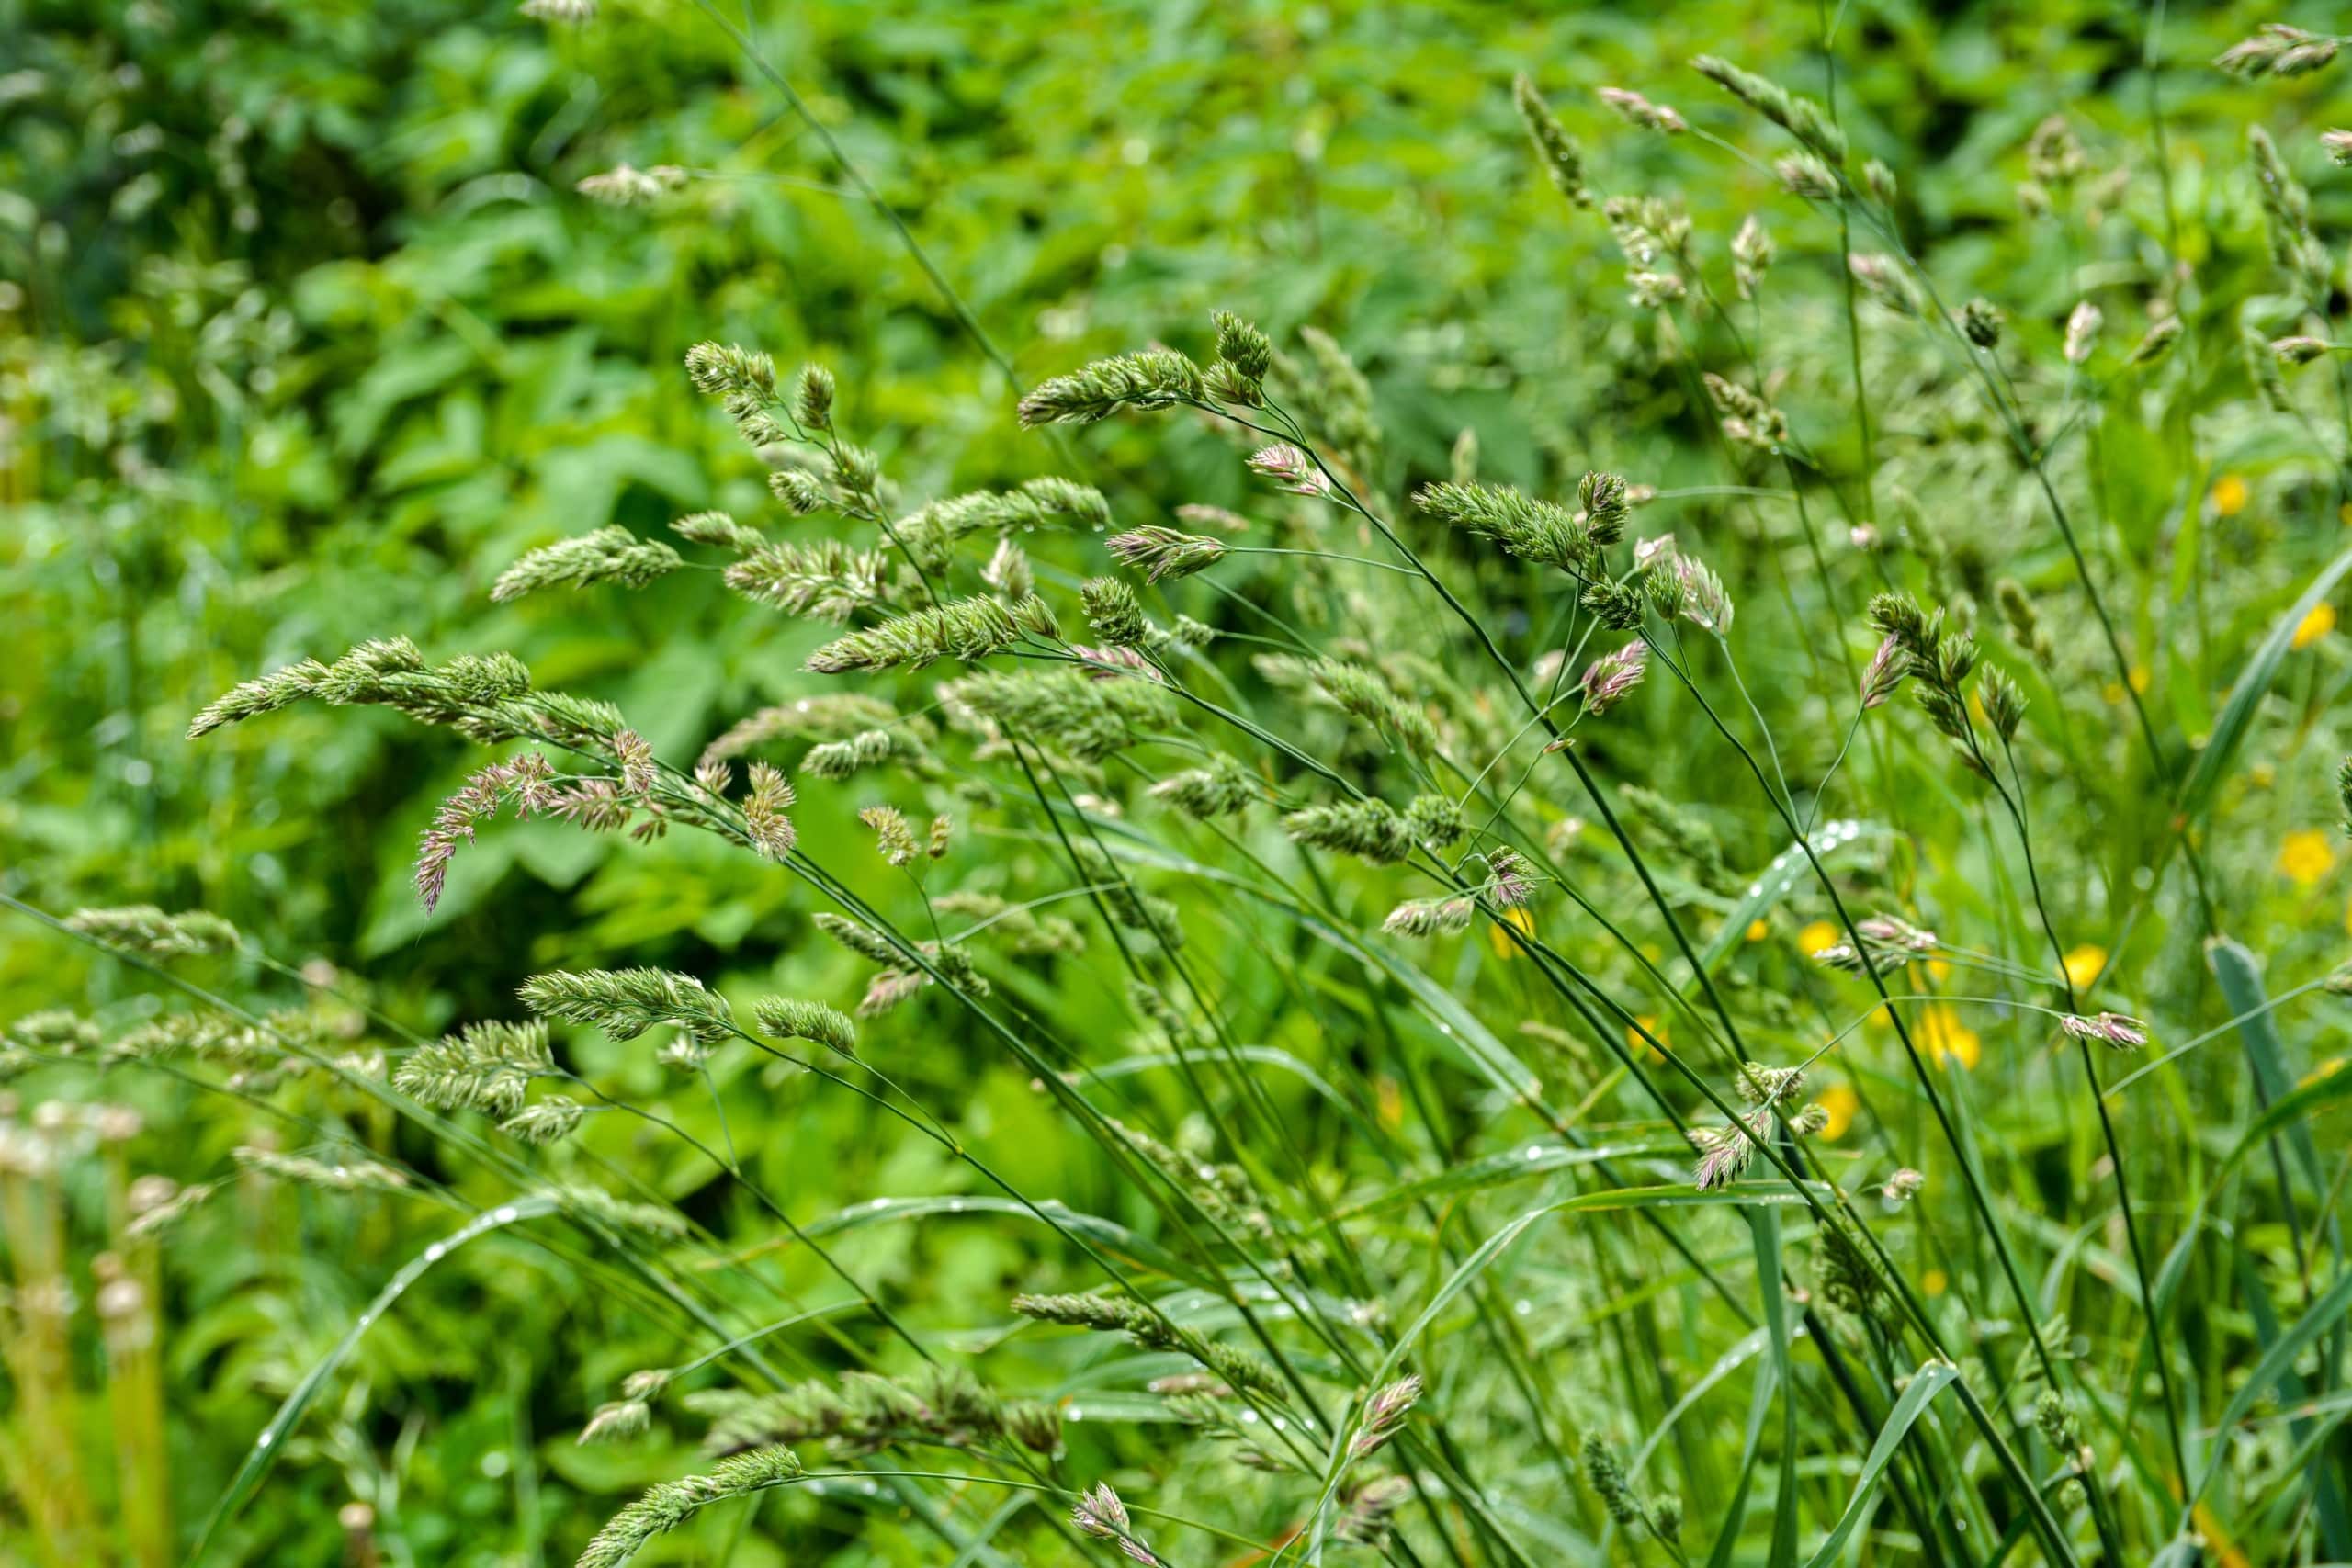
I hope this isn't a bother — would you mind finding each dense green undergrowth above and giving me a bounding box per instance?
[9,3,2352,1564]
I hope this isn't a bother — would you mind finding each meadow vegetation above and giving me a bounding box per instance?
[9,3,2352,1564]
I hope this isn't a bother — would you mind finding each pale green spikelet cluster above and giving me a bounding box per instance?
[2215,23,2340,79]
[392,1019,554,1117]
[1105,525,1226,582]
[805,595,1040,673]
[574,1447,801,1568]
[933,891,1086,956]
[1080,577,1149,647]
[549,1182,692,1238]
[723,541,888,624]
[1412,480,1595,570]
[1016,349,1206,425]
[1209,309,1272,404]
[1308,660,1442,761]
[232,1145,413,1196]
[1149,753,1262,818]
[944,668,1170,762]
[693,1365,1059,1459]
[1283,795,1462,864]
[63,906,240,958]
[491,526,682,603]
[1512,74,1589,207]
[1012,1291,1283,1395]
[519,968,734,1048]
[1690,54,1847,164]
[1868,591,2018,769]
[750,996,857,1055]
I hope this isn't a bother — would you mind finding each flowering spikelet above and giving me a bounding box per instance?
[64,906,241,958]
[1105,526,1225,582]
[1351,1375,1423,1459]
[1512,74,1590,207]
[393,1020,553,1117]
[2215,23,2340,78]
[492,527,682,603]
[2132,317,2184,365]
[233,1146,413,1195]
[2326,130,2352,167]
[724,542,888,623]
[519,967,732,1045]
[1414,480,1590,568]
[1306,660,1441,760]
[1580,642,1648,715]
[574,164,686,207]
[1689,1113,1767,1190]
[1599,86,1685,133]
[1246,442,1329,496]
[799,728,917,780]
[1702,373,1788,449]
[814,912,902,966]
[1018,350,1205,425]
[1814,913,1937,975]
[415,752,557,911]
[503,1097,584,1145]
[1209,310,1272,405]
[1860,633,1911,708]
[579,1397,651,1446]
[805,596,1025,673]
[752,997,857,1055]
[860,805,919,866]
[1150,754,1261,818]
[1383,895,1474,937]
[2063,300,2101,365]
[945,668,1169,761]
[1081,578,1149,647]
[2272,333,2329,366]
[575,1448,801,1568]
[1487,847,1533,907]
[1883,1168,1925,1202]
[1582,1434,1643,1526]
[1673,556,1736,632]
[741,763,797,859]
[1731,215,1774,299]
[1691,54,1845,162]
[700,1365,1057,1461]
[187,656,333,738]
[1337,1475,1413,1547]
[1283,798,1415,863]
[1012,1292,1282,1394]
[1774,151,1838,199]
[2059,1011,2148,1049]
[1072,1483,1161,1567]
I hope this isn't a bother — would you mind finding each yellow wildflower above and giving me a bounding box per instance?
[1745,918,1770,943]
[2213,474,2248,516]
[1798,920,1839,958]
[1626,1014,1666,1062]
[2062,945,2106,989]
[1815,1083,1859,1140]
[1487,905,1537,959]
[2279,829,2335,887]
[1916,1004,1980,1070]
[1923,1268,1949,1297]
[2293,601,2336,649]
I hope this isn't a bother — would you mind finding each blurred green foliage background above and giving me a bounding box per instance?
[7,1,2352,1562]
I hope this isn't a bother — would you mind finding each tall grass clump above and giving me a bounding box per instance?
[13,6,2352,1566]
